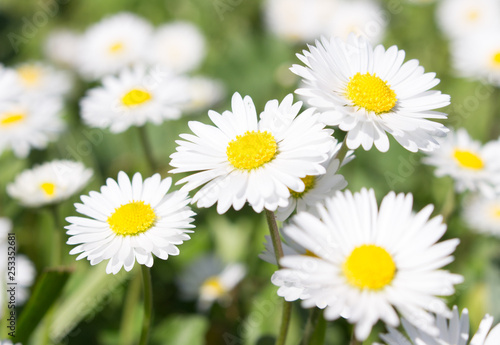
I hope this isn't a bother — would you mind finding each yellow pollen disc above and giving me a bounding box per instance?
[343,244,396,290]
[107,201,156,236]
[0,112,25,126]
[490,205,500,219]
[121,89,152,107]
[200,276,226,297]
[491,52,500,67]
[226,130,277,170]
[346,72,397,114]
[453,149,484,170]
[40,182,56,196]
[109,42,124,54]
[17,65,42,87]
[290,175,316,199]
[466,9,479,22]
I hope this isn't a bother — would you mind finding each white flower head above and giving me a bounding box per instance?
[451,29,500,86]
[148,21,206,74]
[170,92,335,214]
[7,160,93,207]
[262,0,335,43]
[180,76,226,114]
[0,97,65,158]
[423,128,500,197]
[0,65,22,102]
[436,0,500,40]
[77,12,153,80]
[177,254,246,311]
[80,65,189,133]
[275,141,350,221]
[292,35,450,153]
[326,0,387,45]
[463,195,500,237]
[66,172,195,274]
[272,188,463,341]
[378,306,500,345]
[44,29,81,68]
[15,62,72,99]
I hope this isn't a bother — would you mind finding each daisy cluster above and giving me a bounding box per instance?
[0,62,68,158]
[2,2,500,344]
[436,0,500,86]
[45,12,225,122]
[263,0,387,45]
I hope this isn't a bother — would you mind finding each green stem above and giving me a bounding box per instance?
[336,136,349,166]
[265,210,284,267]
[301,308,321,345]
[119,271,142,345]
[264,210,291,345]
[49,204,62,266]
[440,184,456,222]
[137,126,158,173]
[139,266,153,345]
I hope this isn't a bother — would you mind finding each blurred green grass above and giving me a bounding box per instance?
[0,0,499,344]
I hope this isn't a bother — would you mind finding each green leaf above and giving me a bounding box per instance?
[15,267,73,344]
[49,263,130,343]
[151,314,209,345]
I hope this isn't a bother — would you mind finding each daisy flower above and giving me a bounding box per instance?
[0,65,22,102]
[292,35,450,152]
[326,0,387,45]
[272,188,463,340]
[0,97,64,158]
[423,128,500,197]
[180,76,226,114]
[436,0,500,40]
[15,62,72,98]
[378,306,500,345]
[262,0,335,43]
[148,21,206,75]
[463,195,500,237]
[451,30,500,86]
[77,12,153,80]
[169,92,334,214]
[44,29,81,68]
[65,172,195,274]
[177,254,246,311]
[7,160,93,207]
[275,142,350,221]
[80,65,188,133]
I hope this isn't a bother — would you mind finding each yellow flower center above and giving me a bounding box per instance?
[0,112,25,126]
[490,205,500,220]
[466,9,480,22]
[121,89,152,107]
[40,182,56,196]
[107,201,156,236]
[109,42,124,54]
[17,65,42,87]
[200,276,226,297]
[343,244,396,290]
[226,130,277,170]
[491,52,500,68]
[453,149,484,170]
[346,72,397,114]
[289,175,316,199]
